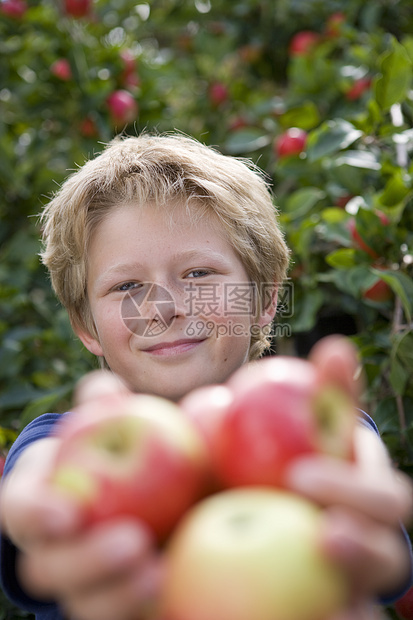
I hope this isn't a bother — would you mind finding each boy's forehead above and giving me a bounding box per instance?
[113,198,223,232]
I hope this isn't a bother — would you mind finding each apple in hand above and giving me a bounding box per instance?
[209,356,355,489]
[162,488,349,620]
[50,393,209,541]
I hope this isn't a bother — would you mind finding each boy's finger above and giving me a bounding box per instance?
[322,507,412,597]
[62,556,163,620]
[309,334,363,400]
[18,519,155,600]
[286,455,413,525]
[74,370,130,406]
[329,600,388,620]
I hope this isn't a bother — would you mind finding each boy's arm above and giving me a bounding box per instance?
[0,414,63,616]
[0,382,163,620]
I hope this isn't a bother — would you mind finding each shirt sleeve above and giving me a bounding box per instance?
[0,413,65,619]
[358,410,413,605]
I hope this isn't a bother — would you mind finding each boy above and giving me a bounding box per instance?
[0,133,412,620]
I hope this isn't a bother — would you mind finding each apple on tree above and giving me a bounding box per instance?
[288,31,320,57]
[208,82,229,107]
[162,488,349,620]
[64,0,92,18]
[51,59,72,81]
[345,77,372,101]
[0,0,27,17]
[362,273,393,303]
[197,355,356,490]
[107,90,138,126]
[50,392,209,542]
[274,128,308,159]
[80,115,98,138]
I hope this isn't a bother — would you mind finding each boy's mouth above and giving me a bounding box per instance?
[141,338,206,357]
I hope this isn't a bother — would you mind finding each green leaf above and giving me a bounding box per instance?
[306,119,363,163]
[278,102,320,131]
[20,386,72,427]
[375,38,412,111]
[333,150,381,171]
[371,269,413,323]
[373,170,412,209]
[224,129,271,154]
[321,208,349,224]
[390,332,413,395]
[326,248,358,269]
[374,398,402,434]
[283,187,325,220]
[389,354,409,395]
[290,289,324,333]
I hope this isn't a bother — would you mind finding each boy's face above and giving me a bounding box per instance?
[76,201,275,402]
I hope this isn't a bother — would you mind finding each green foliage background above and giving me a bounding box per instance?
[1,0,413,617]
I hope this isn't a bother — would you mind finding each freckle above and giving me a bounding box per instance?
[224,357,228,362]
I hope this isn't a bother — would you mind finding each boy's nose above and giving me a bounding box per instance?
[121,282,184,337]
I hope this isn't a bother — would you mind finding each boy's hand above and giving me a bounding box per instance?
[287,336,413,615]
[0,371,163,620]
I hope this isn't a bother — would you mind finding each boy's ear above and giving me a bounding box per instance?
[73,324,104,358]
[257,283,279,327]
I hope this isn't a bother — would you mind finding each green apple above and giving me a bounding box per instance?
[162,488,349,620]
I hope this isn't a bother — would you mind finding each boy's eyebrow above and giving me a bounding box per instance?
[93,249,232,287]
[168,248,233,265]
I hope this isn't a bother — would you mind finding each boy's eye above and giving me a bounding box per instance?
[186,269,211,278]
[116,282,142,292]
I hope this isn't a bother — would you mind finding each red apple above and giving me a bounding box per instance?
[80,115,98,138]
[0,0,27,17]
[162,488,349,620]
[207,356,355,490]
[395,586,413,619]
[119,49,140,88]
[64,0,92,17]
[288,31,320,57]
[120,49,136,75]
[362,276,393,303]
[325,12,346,37]
[107,90,138,126]
[335,194,353,208]
[275,128,307,158]
[51,58,72,81]
[208,82,229,107]
[50,393,209,541]
[345,77,372,101]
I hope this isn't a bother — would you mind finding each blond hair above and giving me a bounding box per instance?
[40,133,290,360]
